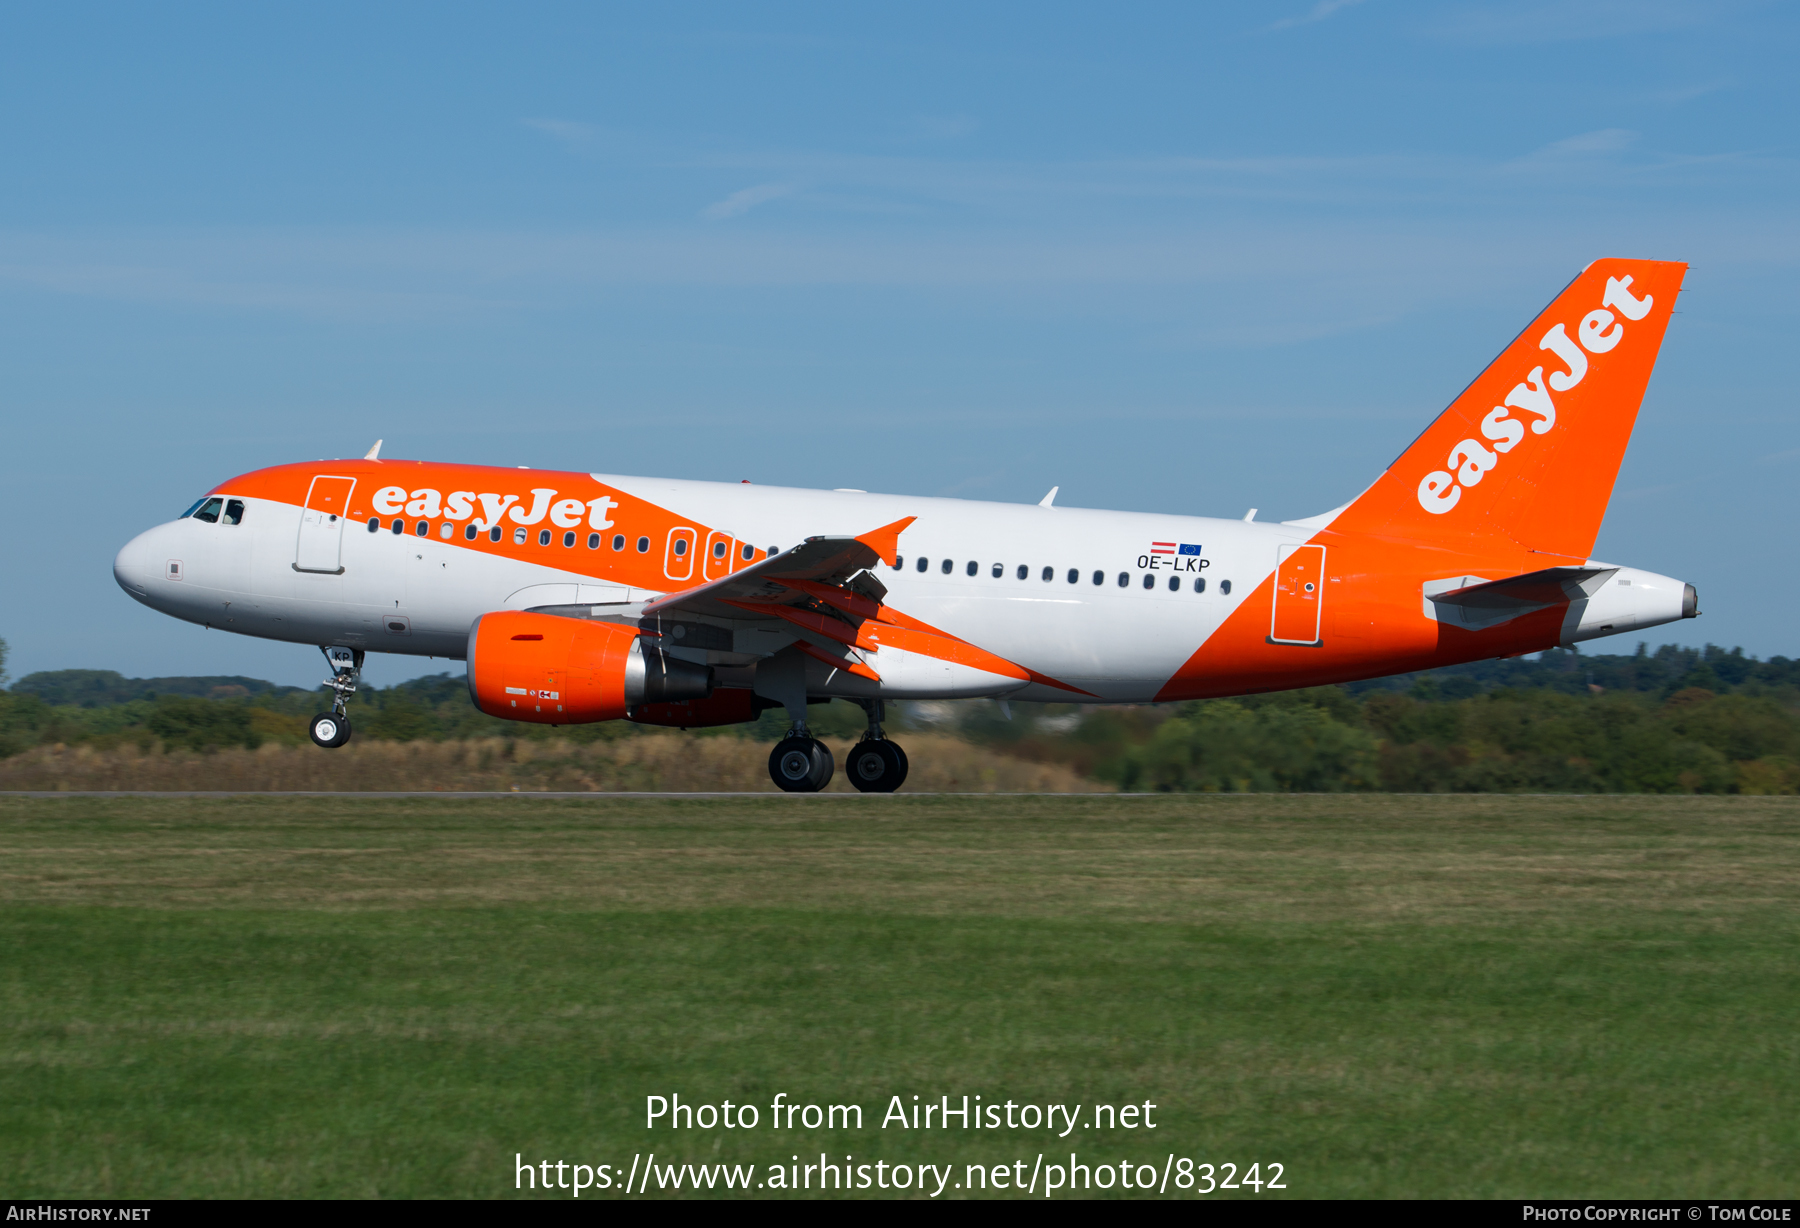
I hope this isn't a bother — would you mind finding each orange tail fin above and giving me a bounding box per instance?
[1331,258,1686,561]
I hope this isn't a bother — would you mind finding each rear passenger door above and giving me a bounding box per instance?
[1269,543,1325,646]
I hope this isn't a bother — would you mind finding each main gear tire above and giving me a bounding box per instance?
[308,713,353,749]
[847,739,908,793]
[769,737,834,792]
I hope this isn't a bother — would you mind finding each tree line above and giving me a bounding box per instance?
[2,637,1798,793]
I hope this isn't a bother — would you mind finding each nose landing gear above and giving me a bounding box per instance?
[309,645,363,750]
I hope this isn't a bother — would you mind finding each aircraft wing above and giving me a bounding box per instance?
[640,514,1092,694]
[640,516,914,623]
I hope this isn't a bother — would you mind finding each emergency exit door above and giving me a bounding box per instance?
[1270,543,1326,646]
[295,475,356,574]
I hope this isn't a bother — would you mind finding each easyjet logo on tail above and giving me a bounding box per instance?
[1417,274,1656,515]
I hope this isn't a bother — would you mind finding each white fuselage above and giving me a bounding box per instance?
[113,471,1692,704]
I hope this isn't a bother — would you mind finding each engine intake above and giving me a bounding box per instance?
[467,610,713,724]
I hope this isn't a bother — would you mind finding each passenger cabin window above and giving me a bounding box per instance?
[223,499,246,526]
[391,519,404,534]
[713,541,727,559]
[1041,567,1053,582]
[1016,565,1028,580]
[539,529,552,546]
[514,527,528,545]
[465,524,478,541]
[1168,576,1180,591]
[1117,572,1128,587]
[1067,568,1079,584]
[893,556,904,570]
[416,521,429,536]
[673,537,688,557]
[586,533,599,549]
[1142,574,1154,589]
[636,536,650,553]
[489,526,503,543]
[966,560,977,577]
[1092,570,1103,585]
[917,558,928,573]
[1195,577,1206,593]
[440,522,454,539]
[612,534,625,551]
[1220,579,1232,595]
[193,498,223,524]
[940,558,953,575]
[741,543,755,561]
[368,517,381,533]
[991,563,1002,578]
[563,531,576,548]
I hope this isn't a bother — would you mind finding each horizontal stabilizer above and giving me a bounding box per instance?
[1432,566,1616,611]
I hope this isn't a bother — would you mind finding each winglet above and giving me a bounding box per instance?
[1039,486,1058,507]
[854,515,916,567]
[364,439,383,460]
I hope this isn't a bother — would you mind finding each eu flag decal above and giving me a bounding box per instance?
[1178,543,1203,556]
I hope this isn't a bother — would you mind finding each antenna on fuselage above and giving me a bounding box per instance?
[364,439,383,460]
[1038,486,1059,507]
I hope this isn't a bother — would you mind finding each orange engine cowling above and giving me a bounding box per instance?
[466,610,713,724]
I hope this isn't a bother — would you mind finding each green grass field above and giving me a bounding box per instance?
[2,793,1797,1199]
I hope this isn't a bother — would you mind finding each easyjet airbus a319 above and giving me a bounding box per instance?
[114,259,1697,791]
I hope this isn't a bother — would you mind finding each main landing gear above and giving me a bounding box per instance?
[769,731,834,793]
[765,700,909,793]
[308,645,363,750]
[846,699,907,793]
[846,738,907,793]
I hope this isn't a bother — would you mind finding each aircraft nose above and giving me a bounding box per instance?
[113,528,158,604]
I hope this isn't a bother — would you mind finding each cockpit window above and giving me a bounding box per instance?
[192,497,224,524]
[180,497,208,519]
[223,499,246,526]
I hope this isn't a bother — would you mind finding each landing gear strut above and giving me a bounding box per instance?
[309,645,363,749]
[769,722,834,793]
[847,699,908,793]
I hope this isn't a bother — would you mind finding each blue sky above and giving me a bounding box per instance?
[2,1,1796,687]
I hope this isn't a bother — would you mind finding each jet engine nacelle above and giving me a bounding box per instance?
[466,610,713,724]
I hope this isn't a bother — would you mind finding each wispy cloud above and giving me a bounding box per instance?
[1426,0,1733,45]
[1267,0,1368,32]
[901,115,979,141]
[0,130,1794,329]
[1652,80,1733,104]
[1536,128,1641,157]
[522,117,599,148]
[701,182,797,220]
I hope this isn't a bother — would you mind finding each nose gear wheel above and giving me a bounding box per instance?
[308,712,353,748]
